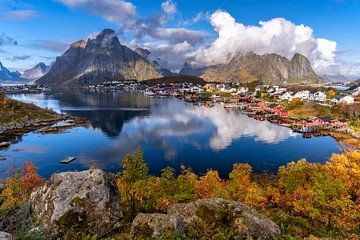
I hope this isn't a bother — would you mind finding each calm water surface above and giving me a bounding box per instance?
[1,89,341,178]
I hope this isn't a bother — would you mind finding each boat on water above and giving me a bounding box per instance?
[60,156,77,164]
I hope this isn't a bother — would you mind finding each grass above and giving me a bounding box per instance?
[0,93,58,127]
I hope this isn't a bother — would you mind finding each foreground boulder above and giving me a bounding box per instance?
[132,198,280,239]
[30,169,122,238]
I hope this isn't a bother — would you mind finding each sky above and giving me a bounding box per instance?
[0,0,360,79]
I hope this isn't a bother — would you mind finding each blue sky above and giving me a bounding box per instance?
[0,0,359,78]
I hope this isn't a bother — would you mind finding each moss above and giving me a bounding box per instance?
[70,196,82,207]
[132,224,153,240]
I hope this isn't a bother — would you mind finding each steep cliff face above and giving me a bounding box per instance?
[36,29,162,86]
[181,52,322,85]
[22,62,50,81]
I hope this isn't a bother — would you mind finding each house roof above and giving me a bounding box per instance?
[267,103,279,108]
[317,116,333,122]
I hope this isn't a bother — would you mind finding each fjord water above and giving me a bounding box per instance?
[1,90,340,178]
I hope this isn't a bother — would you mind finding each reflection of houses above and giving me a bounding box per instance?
[331,94,354,105]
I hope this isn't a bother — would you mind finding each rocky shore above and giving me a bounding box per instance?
[0,115,90,150]
[1,169,281,239]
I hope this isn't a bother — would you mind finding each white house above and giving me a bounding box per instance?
[237,87,249,94]
[293,90,310,101]
[280,92,293,101]
[331,94,355,105]
[309,91,327,102]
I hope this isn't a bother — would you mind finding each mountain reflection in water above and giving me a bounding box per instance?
[3,90,340,178]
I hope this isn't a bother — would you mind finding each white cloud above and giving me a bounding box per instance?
[56,0,137,26]
[141,41,195,71]
[188,10,341,77]
[0,10,38,20]
[161,0,177,15]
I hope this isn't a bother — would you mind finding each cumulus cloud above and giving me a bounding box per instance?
[0,10,38,20]
[161,0,177,15]
[188,10,339,76]
[141,41,195,70]
[57,0,207,46]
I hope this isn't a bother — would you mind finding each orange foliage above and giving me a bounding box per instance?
[195,170,224,198]
[0,162,44,209]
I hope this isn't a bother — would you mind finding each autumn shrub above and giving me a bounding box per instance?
[0,162,44,210]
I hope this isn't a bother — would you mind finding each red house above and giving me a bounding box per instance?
[278,110,289,118]
[331,119,348,127]
[313,116,332,126]
[267,103,285,113]
[248,101,267,111]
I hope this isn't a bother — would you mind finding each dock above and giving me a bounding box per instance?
[60,157,77,164]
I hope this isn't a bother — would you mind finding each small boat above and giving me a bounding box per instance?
[60,157,77,164]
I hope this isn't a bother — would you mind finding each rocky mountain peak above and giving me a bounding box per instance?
[134,47,151,59]
[22,62,50,81]
[36,28,162,86]
[70,40,87,49]
[181,52,321,85]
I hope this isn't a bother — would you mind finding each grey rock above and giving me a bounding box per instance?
[0,231,12,240]
[30,169,122,238]
[131,213,183,238]
[132,198,280,239]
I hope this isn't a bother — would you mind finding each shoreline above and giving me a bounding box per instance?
[0,115,90,148]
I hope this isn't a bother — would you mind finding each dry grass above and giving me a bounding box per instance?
[0,94,58,126]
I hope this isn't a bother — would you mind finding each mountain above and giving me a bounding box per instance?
[180,52,322,85]
[135,47,176,76]
[36,29,162,86]
[0,61,26,83]
[321,74,352,82]
[346,79,360,87]
[22,62,50,81]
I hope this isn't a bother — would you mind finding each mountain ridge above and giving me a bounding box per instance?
[22,62,50,81]
[0,61,26,83]
[180,52,322,85]
[36,29,162,86]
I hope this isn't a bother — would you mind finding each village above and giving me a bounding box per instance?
[2,80,360,138]
[134,81,360,137]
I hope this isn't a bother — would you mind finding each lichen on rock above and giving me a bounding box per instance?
[30,169,122,238]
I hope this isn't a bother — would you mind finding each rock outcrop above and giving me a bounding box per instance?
[131,198,281,239]
[30,169,122,238]
[181,52,322,85]
[36,29,162,86]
